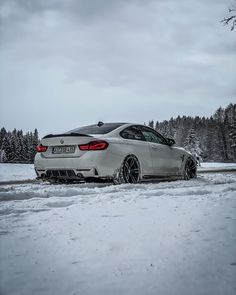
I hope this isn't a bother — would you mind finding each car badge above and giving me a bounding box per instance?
[60,139,64,144]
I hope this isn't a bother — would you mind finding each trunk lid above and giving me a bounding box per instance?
[40,134,97,158]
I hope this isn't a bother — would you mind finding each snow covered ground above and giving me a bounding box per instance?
[199,162,236,171]
[0,162,236,182]
[0,163,36,181]
[0,168,236,295]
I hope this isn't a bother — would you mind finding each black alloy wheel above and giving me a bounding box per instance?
[122,155,140,183]
[184,157,197,180]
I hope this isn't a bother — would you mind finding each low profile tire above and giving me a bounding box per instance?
[114,155,140,184]
[184,157,197,180]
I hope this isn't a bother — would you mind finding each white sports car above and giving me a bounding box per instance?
[34,122,197,183]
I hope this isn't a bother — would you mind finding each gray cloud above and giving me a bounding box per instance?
[0,0,235,135]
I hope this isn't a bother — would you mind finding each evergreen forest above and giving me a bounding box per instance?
[0,128,39,163]
[149,103,236,162]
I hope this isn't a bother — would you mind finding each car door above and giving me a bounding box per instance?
[120,126,153,175]
[140,127,181,175]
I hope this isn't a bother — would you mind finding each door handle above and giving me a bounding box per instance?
[151,145,158,150]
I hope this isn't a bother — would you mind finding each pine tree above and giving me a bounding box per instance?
[1,135,11,162]
[0,127,7,149]
[0,149,7,163]
[226,104,236,160]
[214,108,228,160]
[155,121,159,130]
[184,127,203,159]
[21,135,30,162]
[31,129,39,161]
[0,127,7,162]
[148,120,154,128]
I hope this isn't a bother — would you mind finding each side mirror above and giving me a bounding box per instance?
[167,138,175,146]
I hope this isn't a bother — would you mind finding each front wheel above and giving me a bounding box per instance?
[114,155,140,184]
[183,157,197,180]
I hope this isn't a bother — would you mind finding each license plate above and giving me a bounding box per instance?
[52,146,75,154]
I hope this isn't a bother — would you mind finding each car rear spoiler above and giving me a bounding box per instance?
[43,133,92,139]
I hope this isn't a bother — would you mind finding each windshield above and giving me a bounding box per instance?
[67,123,125,135]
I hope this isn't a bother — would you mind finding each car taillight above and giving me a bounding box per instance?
[36,144,48,153]
[79,140,109,151]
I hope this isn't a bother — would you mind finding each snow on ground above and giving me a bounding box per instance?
[0,162,236,182]
[0,163,36,181]
[0,172,236,295]
[199,162,236,171]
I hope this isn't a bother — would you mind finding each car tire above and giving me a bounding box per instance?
[183,157,197,180]
[114,155,140,184]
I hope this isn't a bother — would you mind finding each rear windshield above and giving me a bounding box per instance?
[67,123,125,135]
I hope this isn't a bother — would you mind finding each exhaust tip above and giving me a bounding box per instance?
[77,173,84,178]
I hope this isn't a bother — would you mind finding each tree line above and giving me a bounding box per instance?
[148,103,236,162]
[0,128,39,163]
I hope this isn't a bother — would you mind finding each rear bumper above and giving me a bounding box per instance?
[34,151,123,180]
[35,168,101,180]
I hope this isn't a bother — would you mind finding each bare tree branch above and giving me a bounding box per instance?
[222,1,236,30]
[232,19,236,30]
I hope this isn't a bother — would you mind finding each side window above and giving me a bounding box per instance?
[141,127,167,145]
[120,126,145,141]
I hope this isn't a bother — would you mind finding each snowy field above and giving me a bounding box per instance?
[0,164,236,295]
[0,162,236,182]
[199,162,236,171]
[0,163,36,181]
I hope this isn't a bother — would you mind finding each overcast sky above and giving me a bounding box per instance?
[0,0,235,136]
